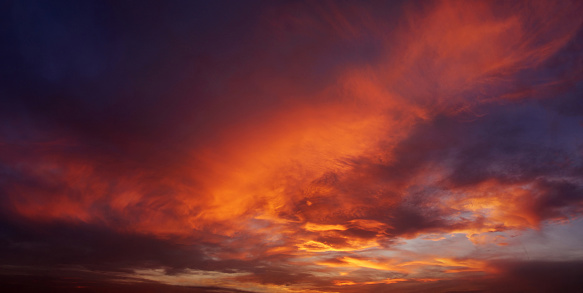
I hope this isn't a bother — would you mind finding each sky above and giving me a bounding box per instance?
[1,0,583,292]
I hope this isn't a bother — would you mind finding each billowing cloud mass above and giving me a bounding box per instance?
[1,0,583,292]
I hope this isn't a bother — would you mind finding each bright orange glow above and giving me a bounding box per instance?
[2,1,583,292]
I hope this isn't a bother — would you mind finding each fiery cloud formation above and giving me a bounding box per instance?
[1,0,583,292]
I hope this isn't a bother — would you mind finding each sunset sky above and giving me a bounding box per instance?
[1,1,583,292]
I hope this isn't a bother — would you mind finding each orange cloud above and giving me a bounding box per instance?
[1,1,582,292]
